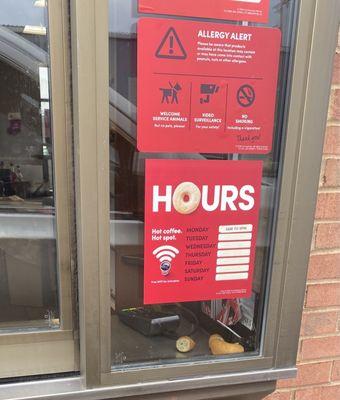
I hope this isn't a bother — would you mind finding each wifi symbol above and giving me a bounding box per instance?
[153,245,180,263]
[153,245,179,276]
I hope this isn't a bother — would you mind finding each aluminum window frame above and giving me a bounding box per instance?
[0,0,78,379]
[69,0,340,394]
[71,0,338,387]
[0,0,338,397]
[71,0,338,385]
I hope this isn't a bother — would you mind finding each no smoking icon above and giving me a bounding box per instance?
[237,84,255,107]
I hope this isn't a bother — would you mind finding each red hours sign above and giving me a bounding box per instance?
[137,18,281,154]
[144,159,262,304]
[138,0,270,24]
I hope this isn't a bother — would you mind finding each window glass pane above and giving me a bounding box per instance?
[109,0,296,367]
[0,0,59,331]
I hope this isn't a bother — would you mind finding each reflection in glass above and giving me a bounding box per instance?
[0,1,59,330]
[109,0,296,366]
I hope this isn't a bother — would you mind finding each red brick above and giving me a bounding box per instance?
[264,392,292,400]
[315,193,340,219]
[332,361,340,381]
[323,126,340,155]
[322,159,340,187]
[315,223,340,250]
[277,362,331,388]
[300,311,338,336]
[300,336,340,361]
[308,253,340,280]
[332,53,340,85]
[328,89,340,121]
[296,387,322,400]
[296,385,340,400]
[322,386,340,399]
[305,283,340,308]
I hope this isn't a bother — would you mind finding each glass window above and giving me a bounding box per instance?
[0,0,59,331]
[109,0,296,367]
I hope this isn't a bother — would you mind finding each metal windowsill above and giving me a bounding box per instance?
[0,367,296,400]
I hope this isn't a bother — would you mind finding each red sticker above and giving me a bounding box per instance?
[138,19,281,154]
[139,0,270,23]
[144,159,262,304]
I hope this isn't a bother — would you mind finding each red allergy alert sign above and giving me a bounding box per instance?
[144,159,262,304]
[137,18,281,154]
[138,0,270,24]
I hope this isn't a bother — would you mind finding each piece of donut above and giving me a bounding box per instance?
[172,182,201,215]
[176,336,196,353]
[209,334,244,355]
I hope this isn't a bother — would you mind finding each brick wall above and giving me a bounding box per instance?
[265,32,340,400]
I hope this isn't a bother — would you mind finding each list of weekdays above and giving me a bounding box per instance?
[138,18,281,154]
[144,159,262,304]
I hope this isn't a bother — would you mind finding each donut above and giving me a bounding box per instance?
[172,182,201,214]
[176,336,196,353]
[209,334,244,355]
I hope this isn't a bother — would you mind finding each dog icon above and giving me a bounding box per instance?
[160,82,182,104]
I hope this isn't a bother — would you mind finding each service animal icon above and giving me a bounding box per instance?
[160,82,182,104]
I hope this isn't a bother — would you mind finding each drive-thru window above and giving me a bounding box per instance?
[0,1,339,399]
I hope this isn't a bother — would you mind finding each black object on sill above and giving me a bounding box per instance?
[118,307,180,337]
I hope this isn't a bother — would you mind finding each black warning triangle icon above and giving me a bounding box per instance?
[155,27,187,60]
